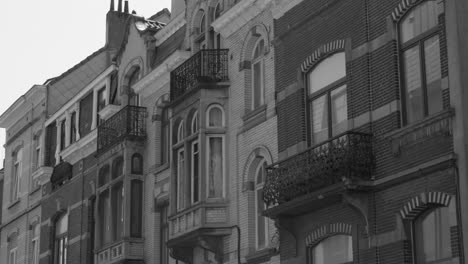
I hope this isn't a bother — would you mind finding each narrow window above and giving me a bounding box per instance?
[131,153,143,174]
[200,13,206,34]
[8,234,18,264]
[191,141,200,204]
[307,52,347,144]
[160,206,169,264]
[177,121,184,143]
[161,108,169,164]
[128,68,140,106]
[252,39,265,110]
[400,1,442,124]
[191,111,199,135]
[207,136,224,198]
[130,180,143,237]
[55,213,68,264]
[60,120,66,150]
[176,149,185,210]
[33,133,42,170]
[311,235,353,264]
[98,191,110,246]
[31,223,40,264]
[98,165,110,188]
[11,148,22,202]
[97,87,106,126]
[111,182,124,241]
[70,112,77,144]
[79,92,94,137]
[255,161,268,249]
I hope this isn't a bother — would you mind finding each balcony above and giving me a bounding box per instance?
[263,131,373,211]
[170,49,229,102]
[97,105,147,154]
[95,239,143,264]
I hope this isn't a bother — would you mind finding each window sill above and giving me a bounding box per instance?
[29,186,41,196]
[7,199,21,209]
[245,248,277,264]
[241,105,267,132]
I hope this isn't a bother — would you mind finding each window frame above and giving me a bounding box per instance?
[206,104,225,128]
[398,2,442,125]
[306,52,347,146]
[54,213,68,264]
[309,234,353,264]
[11,148,22,202]
[206,135,226,199]
[254,160,268,250]
[251,38,266,110]
[191,140,200,204]
[31,223,40,264]
[160,107,170,165]
[8,247,17,264]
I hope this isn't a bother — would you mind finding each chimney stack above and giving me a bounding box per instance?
[118,0,122,12]
[110,0,115,11]
[124,1,129,14]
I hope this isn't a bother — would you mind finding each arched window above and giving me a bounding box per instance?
[255,161,268,249]
[131,153,143,174]
[112,156,124,179]
[128,67,140,106]
[252,39,265,110]
[213,1,224,20]
[311,235,353,264]
[307,52,347,144]
[399,1,442,124]
[7,232,18,264]
[98,165,110,187]
[191,110,199,135]
[414,200,456,263]
[177,121,185,143]
[207,105,224,127]
[55,213,69,264]
[200,12,206,34]
[30,222,40,264]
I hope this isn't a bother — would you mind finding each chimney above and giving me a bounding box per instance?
[171,0,185,18]
[124,1,129,14]
[110,0,114,11]
[106,0,131,53]
[118,0,122,12]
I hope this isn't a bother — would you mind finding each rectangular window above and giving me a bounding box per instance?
[330,85,348,136]
[8,248,17,264]
[111,183,124,241]
[252,60,264,109]
[207,136,224,198]
[60,120,66,151]
[161,109,169,165]
[311,95,329,144]
[177,149,185,210]
[191,141,200,204]
[79,92,93,137]
[97,87,106,126]
[45,123,57,166]
[160,206,169,264]
[130,180,143,237]
[11,149,22,202]
[256,188,266,248]
[70,112,77,144]
[98,190,110,246]
[31,238,39,264]
[55,236,67,264]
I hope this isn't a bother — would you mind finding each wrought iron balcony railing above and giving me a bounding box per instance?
[97,105,147,154]
[263,131,373,206]
[170,49,229,101]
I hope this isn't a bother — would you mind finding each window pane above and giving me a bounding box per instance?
[400,1,439,43]
[311,95,329,144]
[208,137,223,198]
[312,235,353,264]
[331,85,348,136]
[56,213,68,236]
[309,52,346,94]
[130,180,143,237]
[208,107,223,127]
[424,35,443,115]
[256,188,266,248]
[177,149,185,210]
[111,183,124,241]
[415,206,453,263]
[98,191,110,246]
[192,142,200,203]
[253,61,263,109]
[253,39,265,60]
[403,45,424,123]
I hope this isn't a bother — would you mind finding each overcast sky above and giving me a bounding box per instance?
[0,0,171,167]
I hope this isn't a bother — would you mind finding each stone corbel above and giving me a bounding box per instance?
[198,236,225,263]
[343,192,370,243]
[274,216,297,257]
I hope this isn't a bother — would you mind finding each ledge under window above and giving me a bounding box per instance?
[7,198,21,209]
[245,248,277,264]
[242,105,267,132]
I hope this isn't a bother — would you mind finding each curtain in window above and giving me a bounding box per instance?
[311,95,329,144]
[331,85,348,136]
[403,46,423,123]
[208,137,223,198]
[424,36,442,115]
[112,183,124,241]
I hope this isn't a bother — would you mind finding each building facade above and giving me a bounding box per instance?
[0,85,46,264]
[265,0,467,264]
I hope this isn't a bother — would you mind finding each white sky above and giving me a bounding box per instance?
[0,0,172,168]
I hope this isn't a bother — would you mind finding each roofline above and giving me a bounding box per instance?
[0,85,46,128]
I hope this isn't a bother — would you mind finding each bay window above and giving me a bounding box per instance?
[400,0,442,124]
[307,52,347,145]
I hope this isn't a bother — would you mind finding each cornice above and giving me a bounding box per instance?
[211,0,273,38]
[155,11,186,47]
[133,50,191,97]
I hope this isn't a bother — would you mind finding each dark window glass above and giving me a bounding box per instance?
[98,165,110,187]
[112,156,124,179]
[161,108,169,164]
[60,121,66,151]
[79,92,94,137]
[131,154,143,174]
[111,183,124,241]
[70,112,76,144]
[130,180,143,237]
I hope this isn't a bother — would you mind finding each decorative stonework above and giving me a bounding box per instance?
[305,223,353,246]
[300,40,346,73]
[400,192,452,219]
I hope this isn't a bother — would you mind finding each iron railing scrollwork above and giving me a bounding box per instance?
[263,131,374,206]
[97,105,147,154]
[170,49,229,101]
